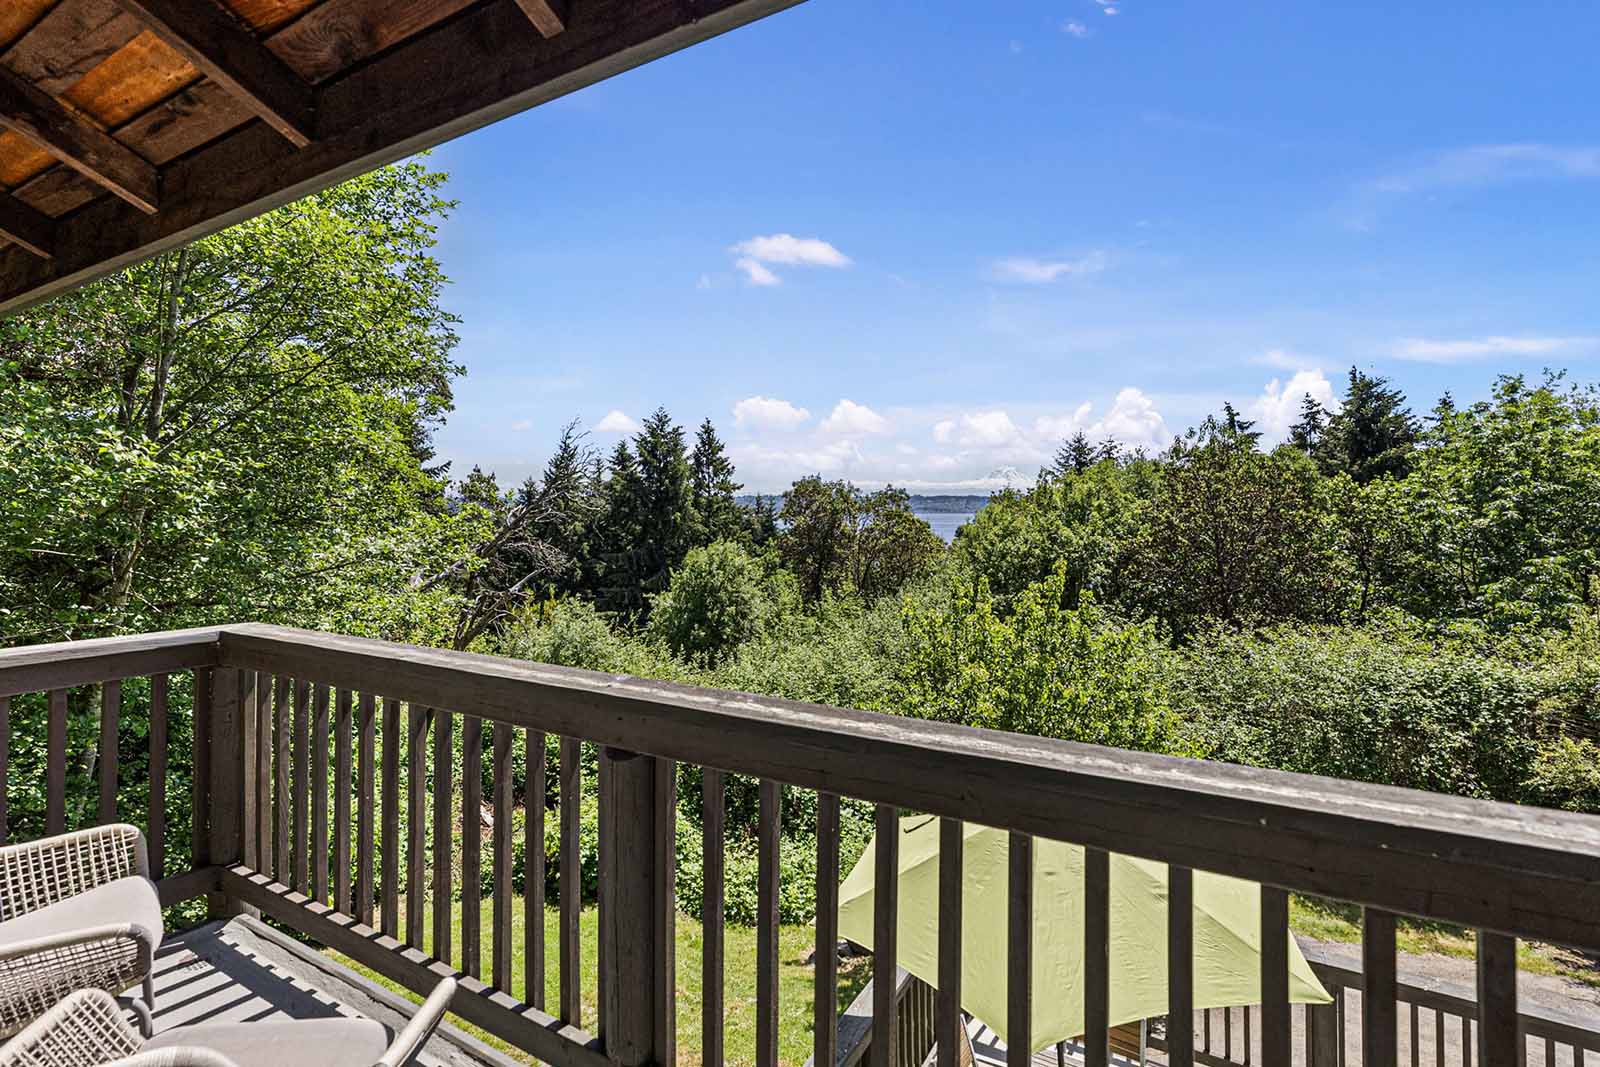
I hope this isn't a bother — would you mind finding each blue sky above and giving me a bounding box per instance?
[425,0,1600,493]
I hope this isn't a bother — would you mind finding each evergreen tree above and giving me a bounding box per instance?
[631,407,696,602]
[1288,394,1328,453]
[748,494,781,548]
[595,439,645,611]
[690,417,743,545]
[1317,367,1419,483]
[1220,402,1262,448]
[1053,431,1096,476]
[1095,436,1122,464]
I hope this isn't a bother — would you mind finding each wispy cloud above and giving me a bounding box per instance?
[989,251,1107,284]
[1250,348,1320,371]
[728,234,852,286]
[511,419,533,432]
[1093,0,1120,15]
[1351,144,1600,228]
[1392,335,1600,364]
[592,410,641,433]
[1063,20,1090,38]
[733,395,811,431]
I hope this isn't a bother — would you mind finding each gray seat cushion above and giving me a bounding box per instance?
[0,876,162,948]
[145,1017,393,1067]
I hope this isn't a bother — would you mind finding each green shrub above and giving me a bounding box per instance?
[648,541,769,663]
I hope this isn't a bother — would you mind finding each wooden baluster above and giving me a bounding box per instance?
[1433,1008,1443,1067]
[432,708,454,963]
[1007,832,1032,1067]
[1308,992,1339,1067]
[256,675,274,877]
[1244,1005,1253,1065]
[463,713,483,977]
[706,768,728,1067]
[192,670,212,875]
[312,683,330,903]
[47,688,67,834]
[937,818,963,1067]
[526,728,546,1009]
[1168,865,1195,1067]
[1363,908,1399,1067]
[812,790,838,1067]
[1225,1006,1233,1061]
[356,692,375,925]
[559,736,582,1025]
[292,678,310,894]
[98,679,120,823]
[491,722,513,991]
[1462,1013,1472,1065]
[1260,886,1290,1066]
[407,704,430,948]
[334,688,353,915]
[0,693,8,846]
[1409,1002,1420,1067]
[380,695,401,938]
[1477,931,1517,1067]
[1544,1037,1555,1067]
[758,780,783,1067]
[652,756,676,1065]
[272,676,289,882]
[148,674,168,879]
[1084,846,1110,1067]
[238,672,258,872]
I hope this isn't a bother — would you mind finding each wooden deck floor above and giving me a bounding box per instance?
[150,916,513,1067]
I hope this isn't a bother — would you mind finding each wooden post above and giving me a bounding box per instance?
[1307,989,1339,1067]
[207,667,254,918]
[598,747,674,1067]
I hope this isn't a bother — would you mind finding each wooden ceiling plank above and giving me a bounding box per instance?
[0,189,53,257]
[2,0,143,97]
[266,0,478,85]
[0,0,807,310]
[114,0,313,146]
[0,65,157,212]
[513,0,567,38]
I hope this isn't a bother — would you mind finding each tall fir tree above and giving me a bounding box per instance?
[631,407,696,602]
[1288,394,1329,453]
[1316,367,1419,483]
[690,417,743,545]
[1053,431,1097,476]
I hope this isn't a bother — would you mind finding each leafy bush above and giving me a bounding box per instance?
[893,565,1189,754]
[648,541,770,663]
[1173,619,1544,800]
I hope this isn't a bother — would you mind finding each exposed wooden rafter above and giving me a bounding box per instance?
[513,0,568,38]
[0,65,157,213]
[0,0,806,311]
[0,191,52,258]
[114,0,316,147]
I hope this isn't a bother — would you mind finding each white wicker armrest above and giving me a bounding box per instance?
[0,825,149,921]
[0,988,142,1067]
[0,923,158,1037]
[373,977,457,1067]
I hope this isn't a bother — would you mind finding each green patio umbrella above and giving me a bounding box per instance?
[838,815,1331,1053]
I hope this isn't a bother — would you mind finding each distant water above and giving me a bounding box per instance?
[916,511,977,543]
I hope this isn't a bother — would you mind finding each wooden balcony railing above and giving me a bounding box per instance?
[1,623,1599,1067]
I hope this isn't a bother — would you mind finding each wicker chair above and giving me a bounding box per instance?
[0,979,459,1067]
[0,824,161,1038]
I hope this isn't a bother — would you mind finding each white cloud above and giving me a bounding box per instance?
[696,274,714,290]
[1392,335,1599,364]
[820,399,891,436]
[1094,0,1120,13]
[1351,144,1600,228]
[733,395,811,431]
[1250,370,1340,442]
[592,410,640,434]
[989,251,1107,284]
[511,419,533,432]
[1063,20,1090,37]
[734,257,781,287]
[933,410,1027,448]
[1093,388,1168,450]
[1032,403,1095,441]
[731,234,852,267]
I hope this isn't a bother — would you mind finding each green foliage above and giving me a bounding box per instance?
[894,566,1190,753]
[1525,738,1600,814]
[648,541,770,663]
[1173,619,1545,800]
[778,478,943,602]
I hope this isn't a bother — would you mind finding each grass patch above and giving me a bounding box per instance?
[331,899,871,1067]
[1290,895,1600,989]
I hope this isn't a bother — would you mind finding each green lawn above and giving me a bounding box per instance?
[332,900,871,1067]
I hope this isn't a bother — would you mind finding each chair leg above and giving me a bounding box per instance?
[139,974,157,1036]
[127,996,154,1038]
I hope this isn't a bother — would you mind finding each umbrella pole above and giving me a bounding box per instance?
[1055,1040,1065,1067]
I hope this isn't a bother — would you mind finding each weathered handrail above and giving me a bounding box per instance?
[214,623,1600,948]
[2,624,1599,1067]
